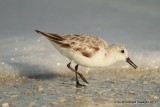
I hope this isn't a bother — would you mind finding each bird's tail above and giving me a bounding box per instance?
[34,30,64,42]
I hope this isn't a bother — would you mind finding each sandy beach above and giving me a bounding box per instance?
[0,68,160,107]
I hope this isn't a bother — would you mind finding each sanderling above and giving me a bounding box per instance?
[35,30,137,87]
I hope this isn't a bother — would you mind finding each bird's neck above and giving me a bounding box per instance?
[104,48,117,66]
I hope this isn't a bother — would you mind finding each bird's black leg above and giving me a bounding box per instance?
[75,64,86,87]
[67,62,89,84]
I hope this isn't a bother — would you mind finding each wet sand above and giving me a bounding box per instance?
[0,68,160,107]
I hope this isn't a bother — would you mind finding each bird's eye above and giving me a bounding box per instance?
[121,50,124,53]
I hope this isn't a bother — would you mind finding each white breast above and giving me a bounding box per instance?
[59,47,107,67]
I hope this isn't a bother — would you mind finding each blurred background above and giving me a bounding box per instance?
[0,0,160,77]
[1,0,160,50]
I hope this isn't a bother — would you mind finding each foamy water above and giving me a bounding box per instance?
[0,36,159,81]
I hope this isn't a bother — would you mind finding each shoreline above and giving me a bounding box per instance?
[0,68,160,107]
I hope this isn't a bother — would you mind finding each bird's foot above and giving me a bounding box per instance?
[76,82,86,88]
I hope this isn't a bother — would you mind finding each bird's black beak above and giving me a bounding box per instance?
[126,57,137,69]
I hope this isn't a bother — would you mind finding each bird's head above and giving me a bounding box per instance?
[109,44,137,69]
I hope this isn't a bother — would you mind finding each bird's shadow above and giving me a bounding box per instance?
[6,61,60,80]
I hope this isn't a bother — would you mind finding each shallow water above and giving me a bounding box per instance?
[0,36,159,80]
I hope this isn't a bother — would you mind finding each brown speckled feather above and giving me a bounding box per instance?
[35,30,108,57]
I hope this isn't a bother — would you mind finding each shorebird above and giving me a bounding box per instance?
[35,30,137,87]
